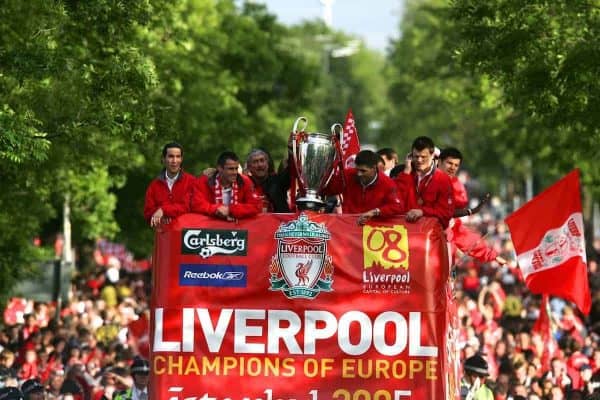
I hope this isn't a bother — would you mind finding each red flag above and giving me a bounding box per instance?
[128,313,150,358]
[532,295,558,371]
[505,169,591,314]
[341,109,360,168]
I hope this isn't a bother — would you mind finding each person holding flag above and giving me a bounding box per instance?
[438,147,507,266]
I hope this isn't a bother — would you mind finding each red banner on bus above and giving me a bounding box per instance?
[151,212,457,400]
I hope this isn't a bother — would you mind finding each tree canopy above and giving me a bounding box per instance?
[0,0,386,299]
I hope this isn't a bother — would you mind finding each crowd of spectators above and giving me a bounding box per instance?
[0,246,150,399]
[452,179,600,399]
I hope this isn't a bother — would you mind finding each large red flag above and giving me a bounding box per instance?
[505,169,591,314]
[341,109,361,168]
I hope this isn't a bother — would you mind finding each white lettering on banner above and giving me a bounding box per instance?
[165,388,413,400]
[268,310,302,354]
[153,308,438,357]
[235,309,265,353]
[363,271,410,283]
[183,230,245,252]
[279,244,325,253]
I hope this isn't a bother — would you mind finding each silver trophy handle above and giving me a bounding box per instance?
[322,123,344,188]
[292,117,308,191]
[293,116,308,134]
[330,123,343,146]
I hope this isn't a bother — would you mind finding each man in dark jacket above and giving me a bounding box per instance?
[245,148,290,213]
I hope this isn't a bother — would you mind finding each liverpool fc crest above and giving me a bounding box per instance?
[269,213,334,299]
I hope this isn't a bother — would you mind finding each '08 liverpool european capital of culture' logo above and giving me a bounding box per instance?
[269,213,333,299]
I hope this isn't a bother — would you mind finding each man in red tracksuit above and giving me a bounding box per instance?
[439,147,506,265]
[143,142,195,227]
[394,136,454,228]
[326,150,405,225]
[191,151,261,220]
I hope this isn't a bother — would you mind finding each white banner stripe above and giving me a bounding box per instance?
[517,212,586,278]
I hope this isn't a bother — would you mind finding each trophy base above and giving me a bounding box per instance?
[296,197,326,212]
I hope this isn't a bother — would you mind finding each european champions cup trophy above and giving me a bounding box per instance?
[290,117,343,211]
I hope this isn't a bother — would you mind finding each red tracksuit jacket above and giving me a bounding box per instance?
[450,176,468,209]
[326,168,405,216]
[395,168,454,228]
[143,170,195,223]
[191,174,261,219]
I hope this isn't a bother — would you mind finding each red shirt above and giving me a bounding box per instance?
[191,174,261,219]
[143,170,195,222]
[395,168,454,228]
[326,169,405,216]
[450,176,468,209]
[447,219,498,263]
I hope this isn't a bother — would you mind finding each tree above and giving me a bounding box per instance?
[287,21,388,144]
[114,0,322,256]
[452,0,600,193]
[382,0,518,192]
[0,0,159,299]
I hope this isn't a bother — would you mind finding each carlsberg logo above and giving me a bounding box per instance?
[182,229,248,258]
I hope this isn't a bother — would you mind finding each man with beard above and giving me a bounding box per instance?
[143,142,195,227]
[245,148,290,213]
[325,150,404,225]
[191,151,261,220]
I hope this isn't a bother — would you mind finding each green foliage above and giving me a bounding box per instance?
[287,21,388,143]
[7,0,599,303]
[382,0,516,190]
[0,0,158,296]
[384,0,600,199]
[114,0,325,256]
[451,0,600,191]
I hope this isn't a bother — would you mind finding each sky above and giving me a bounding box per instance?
[254,0,405,52]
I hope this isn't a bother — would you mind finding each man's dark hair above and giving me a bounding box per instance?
[376,148,397,159]
[217,151,239,167]
[439,147,463,162]
[162,142,183,157]
[411,136,435,152]
[354,150,380,168]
